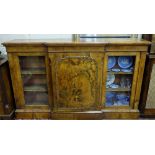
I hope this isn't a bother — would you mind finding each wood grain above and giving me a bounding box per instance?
[50,53,99,111]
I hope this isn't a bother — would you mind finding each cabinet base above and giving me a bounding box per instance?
[15,109,51,120]
[52,109,140,120]
[52,111,139,120]
[0,110,15,120]
[15,109,139,120]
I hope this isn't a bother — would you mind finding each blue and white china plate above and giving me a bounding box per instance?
[109,84,119,88]
[121,68,132,73]
[115,100,129,106]
[106,92,116,106]
[116,93,127,100]
[118,56,133,69]
[106,74,115,86]
[116,93,130,105]
[108,56,116,69]
[112,68,121,72]
[106,101,113,106]
[106,92,115,100]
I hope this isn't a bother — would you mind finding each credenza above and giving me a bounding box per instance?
[3,39,150,119]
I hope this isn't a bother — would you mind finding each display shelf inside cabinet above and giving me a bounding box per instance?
[3,38,151,119]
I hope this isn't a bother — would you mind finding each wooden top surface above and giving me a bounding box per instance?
[2,38,151,46]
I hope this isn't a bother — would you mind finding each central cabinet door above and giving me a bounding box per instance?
[49,53,103,111]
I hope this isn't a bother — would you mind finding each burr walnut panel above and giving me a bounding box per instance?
[50,53,101,111]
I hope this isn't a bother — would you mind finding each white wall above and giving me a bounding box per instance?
[0,34,72,55]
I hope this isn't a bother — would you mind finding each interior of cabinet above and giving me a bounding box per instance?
[104,55,136,108]
[19,56,48,105]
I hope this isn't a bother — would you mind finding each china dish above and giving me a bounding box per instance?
[106,74,115,86]
[116,93,130,105]
[115,100,129,106]
[118,56,133,69]
[112,68,121,72]
[121,68,133,73]
[108,56,116,69]
[106,92,116,106]
[116,93,127,100]
[109,84,119,88]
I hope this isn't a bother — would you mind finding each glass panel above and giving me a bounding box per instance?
[19,56,48,105]
[24,92,48,105]
[20,56,45,70]
[22,74,47,86]
[105,56,135,107]
[106,92,131,106]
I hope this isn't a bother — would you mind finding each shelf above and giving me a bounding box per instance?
[107,71,133,75]
[24,86,48,92]
[106,88,131,92]
[26,102,48,105]
[21,69,46,75]
[106,104,129,107]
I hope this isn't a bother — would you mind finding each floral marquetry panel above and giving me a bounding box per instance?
[51,54,100,111]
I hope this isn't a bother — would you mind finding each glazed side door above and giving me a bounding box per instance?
[49,52,104,112]
[102,52,141,109]
[8,53,51,110]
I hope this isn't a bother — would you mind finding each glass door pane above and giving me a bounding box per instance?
[19,56,48,105]
[105,56,135,107]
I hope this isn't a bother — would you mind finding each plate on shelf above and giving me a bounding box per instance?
[116,100,129,106]
[106,92,116,106]
[106,74,115,86]
[116,93,130,105]
[106,101,114,106]
[118,56,133,69]
[121,68,132,73]
[106,92,116,99]
[116,93,127,100]
[109,84,119,88]
[112,68,121,72]
[108,56,116,69]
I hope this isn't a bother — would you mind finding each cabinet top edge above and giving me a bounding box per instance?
[2,39,151,47]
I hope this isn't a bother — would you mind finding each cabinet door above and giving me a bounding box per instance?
[8,53,50,109]
[102,52,140,109]
[49,53,103,112]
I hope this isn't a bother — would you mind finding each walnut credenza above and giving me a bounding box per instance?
[3,39,150,119]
